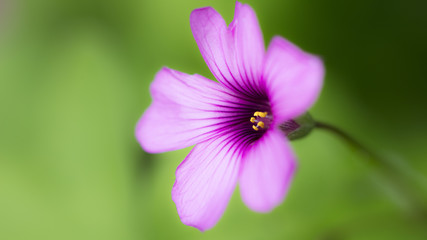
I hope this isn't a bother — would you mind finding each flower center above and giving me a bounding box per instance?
[250,111,272,131]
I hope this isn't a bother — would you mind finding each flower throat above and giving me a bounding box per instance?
[250,111,272,131]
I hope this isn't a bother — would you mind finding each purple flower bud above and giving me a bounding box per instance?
[280,113,315,140]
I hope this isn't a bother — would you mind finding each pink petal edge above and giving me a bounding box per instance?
[239,128,297,212]
[190,2,266,95]
[263,36,324,125]
[172,135,241,231]
[135,67,233,153]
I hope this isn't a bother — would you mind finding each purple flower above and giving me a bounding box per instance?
[136,2,324,231]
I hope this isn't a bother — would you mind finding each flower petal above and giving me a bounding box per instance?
[136,67,238,153]
[263,36,324,125]
[190,2,265,97]
[230,2,266,95]
[172,135,241,231]
[239,129,296,212]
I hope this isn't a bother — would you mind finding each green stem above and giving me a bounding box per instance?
[314,121,427,218]
[314,121,383,167]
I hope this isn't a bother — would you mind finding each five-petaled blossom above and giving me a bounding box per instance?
[136,2,324,231]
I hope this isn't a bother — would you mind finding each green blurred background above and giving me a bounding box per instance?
[1,0,427,239]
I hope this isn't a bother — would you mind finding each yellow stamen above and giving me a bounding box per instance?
[257,121,265,128]
[252,125,259,131]
[258,112,268,118]
[250,117,256,123]
[254,111,259,117]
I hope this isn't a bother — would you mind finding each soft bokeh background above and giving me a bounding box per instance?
[1,0,427,239]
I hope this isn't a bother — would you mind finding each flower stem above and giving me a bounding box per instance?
[314,121,427,218]
[314,121,382,166]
